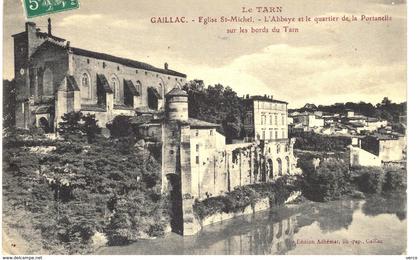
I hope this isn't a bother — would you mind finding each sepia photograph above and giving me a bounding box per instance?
[1,0,414,257]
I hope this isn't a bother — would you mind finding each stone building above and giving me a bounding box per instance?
[12,19,186,130]
[243,95,288,141]
[159,90,299,235]
[349,133,406,167]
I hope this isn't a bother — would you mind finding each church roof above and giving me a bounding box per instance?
[70,47,187,78]
[147,87,162,99]
[97,74,113,93]
[67,76,80,91]
[124,80,140,96]
[35,32,66,42]
[58,75,80,92]
[166,87,188,97]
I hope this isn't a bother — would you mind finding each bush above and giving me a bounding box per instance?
[352,167,385,194]
[291,132,351,152]
[193,197,226,220]
[383,166,406,193]
[2,127,167,253]
[193,176,298,220]
[301,158,350,202]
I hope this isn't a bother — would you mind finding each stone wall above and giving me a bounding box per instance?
[71,54,186,108]
[189,139,299,201]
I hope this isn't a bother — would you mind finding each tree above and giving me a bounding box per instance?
[301,158,350,201]
[352,166,385,194]
[106,115,135,139]
[383,167,406,193]
[58,111,84,139]
[81,114,101,143]
[183,81,245,143]
[3,80,16,131]
[58,112,101,143]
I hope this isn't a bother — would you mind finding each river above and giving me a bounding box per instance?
[97,194,406,255]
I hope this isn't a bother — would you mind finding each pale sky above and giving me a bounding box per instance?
[2,0,406,108]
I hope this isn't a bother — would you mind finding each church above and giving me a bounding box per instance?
[12,19,187,131]
[11,19,299,236]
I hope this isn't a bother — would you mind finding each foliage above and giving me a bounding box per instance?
[81,114,101,143]
[2,122,168,253]
[292,97,406,125]
[106,115,138,153]
[58,111,84,137]
[300,158,351,202]
[183,80,244,143]
[193,176,298,220]
[193,197,226,220]
[291,132,351,152]
[351,166,385,194]
[58,112,101,143]
[3,79,16,130]
[362,193,406,221]
[106,115,135,139]
[382,166,407,192]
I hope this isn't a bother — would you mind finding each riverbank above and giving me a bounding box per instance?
[96,194,406,255]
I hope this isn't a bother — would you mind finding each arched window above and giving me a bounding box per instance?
[81,73,91,100]
[43,68,53,96]
[158,83,163,96]
[135,80,142,96]
[111,75,120,103]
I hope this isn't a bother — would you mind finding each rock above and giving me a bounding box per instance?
[285,191,302,204]
[351,190,366,199]
[91,232,108,249]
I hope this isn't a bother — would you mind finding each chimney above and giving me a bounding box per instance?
[48,18,52,36]
[25,22,37,33]
[66,41,71,49]
[164,62,168,70]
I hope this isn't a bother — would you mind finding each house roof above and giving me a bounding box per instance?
[366,117,380,122]
[70,47,186,78]
[188,118,220,129]
[369,133,404,140]
[245,95,288,104]
[34,105,52,114]
[349,122,365,127]
[347,115,367,120]
[135,106,161,114]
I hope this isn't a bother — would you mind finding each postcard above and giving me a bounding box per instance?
[1,0,410,257]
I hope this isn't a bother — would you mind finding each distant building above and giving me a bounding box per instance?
[361,134,406,162]
[243,95,288,141]
[289,112,324,132]
[349,133,406,167]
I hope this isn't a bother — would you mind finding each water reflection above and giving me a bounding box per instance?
[97,195,406,255]
[362,194,406,221]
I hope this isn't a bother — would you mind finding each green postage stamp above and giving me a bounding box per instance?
[23,0,79,18]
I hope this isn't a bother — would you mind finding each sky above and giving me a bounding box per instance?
[2,0,406,108]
